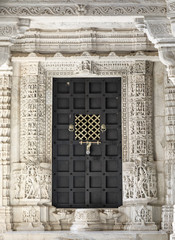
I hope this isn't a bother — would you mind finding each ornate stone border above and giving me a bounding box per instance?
[0,4,167,16]
[41,58,130,165]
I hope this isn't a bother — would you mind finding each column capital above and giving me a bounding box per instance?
[0,17,30,67]
[158,47,175,84]
[135,17,175,85]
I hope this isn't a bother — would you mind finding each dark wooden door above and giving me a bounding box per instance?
[52,78,122,208]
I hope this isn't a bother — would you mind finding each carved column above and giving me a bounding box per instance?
[162,76,175,233]
[167,78,175,238]
[123,61,157,230]
[0,64,12,233]
[135,18,175,233]
[11,61,51,231]
[158,47,175,239]
[153,47,175,235]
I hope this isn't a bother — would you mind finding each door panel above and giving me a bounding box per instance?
[52,78,122,208]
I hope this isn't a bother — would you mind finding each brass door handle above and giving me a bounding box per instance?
[101,124,106,132]
[79,141,101,155]
[68,124,74,132]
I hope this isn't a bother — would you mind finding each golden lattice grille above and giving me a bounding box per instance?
[75,114,100,141]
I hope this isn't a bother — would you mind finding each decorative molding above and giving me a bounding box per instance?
[11,28,155,53]
[0,5,167,16]
[40,59,131,164]
[0,25,16,37]
[135,18,173,45]
[0,18,30,67]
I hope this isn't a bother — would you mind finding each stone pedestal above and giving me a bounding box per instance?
[71,209,102,231]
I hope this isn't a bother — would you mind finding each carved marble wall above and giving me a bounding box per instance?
[0,0,174,238]
[123,61,157,203]
[7,54,159,231]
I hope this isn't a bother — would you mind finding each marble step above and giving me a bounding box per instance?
[2,231,168,240]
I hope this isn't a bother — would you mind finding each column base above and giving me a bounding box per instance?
[70,209,102,231]
[13,223,44,231]
[124,223,157,231]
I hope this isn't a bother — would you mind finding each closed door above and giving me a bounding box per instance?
[52,78,122,208]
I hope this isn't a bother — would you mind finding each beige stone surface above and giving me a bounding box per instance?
[3,231,168,240]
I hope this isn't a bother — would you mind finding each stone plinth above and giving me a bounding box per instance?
[70,209,102,231]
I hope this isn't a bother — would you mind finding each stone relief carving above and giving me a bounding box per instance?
[125,205,157,231]
[23,207,40,223]
[20,63,46,164]
[134,206,152,224]
[147,22,172,38]
[0,5,167,16]
[52,209,75,230]
[161,205,173,233]
[168,2,175,12]
[0,25,16,37]
[99,209,121,224]
[123,157,157,201]
[13,162,51,200]
[128,61,154,162]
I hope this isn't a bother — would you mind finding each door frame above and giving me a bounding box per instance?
[11,54,157,230]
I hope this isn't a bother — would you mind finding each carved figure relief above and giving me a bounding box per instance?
[123,157,157,201]
[13,162,51,200]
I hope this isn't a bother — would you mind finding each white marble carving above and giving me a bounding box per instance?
[0,64,12,232]
[12,162,51,202]
[0,1,173,238]
[8,55,157,231]
[0,4,167,16]
[123,158,157,202]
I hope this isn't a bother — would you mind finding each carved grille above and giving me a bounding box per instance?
[75,114,100,141]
